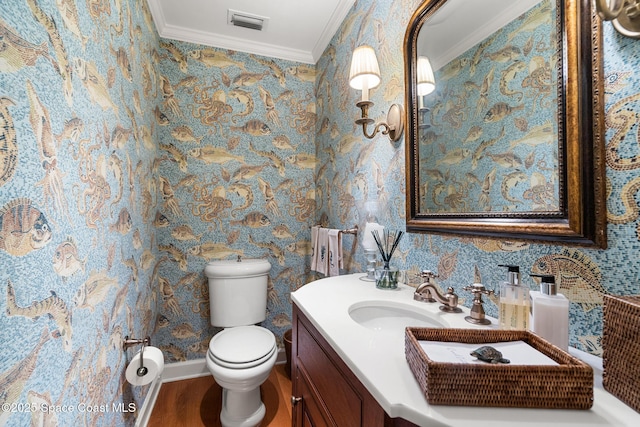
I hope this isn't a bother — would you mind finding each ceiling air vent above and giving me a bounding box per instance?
[227,9,269,31]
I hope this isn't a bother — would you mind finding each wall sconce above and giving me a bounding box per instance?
[349,45,404,142]
[416,56,435,126]
[416,56,436,96]
[596,0,640,38]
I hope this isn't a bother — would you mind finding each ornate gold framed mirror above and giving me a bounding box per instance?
[404,0,606,248]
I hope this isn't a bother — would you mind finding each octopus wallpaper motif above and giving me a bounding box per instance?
[315,0,640,358]
[153,41,317,361]
[1,0,640,426]
[1,0,162,426]
[418,0,559,213]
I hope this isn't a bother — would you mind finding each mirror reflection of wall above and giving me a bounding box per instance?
[416,0,558,214]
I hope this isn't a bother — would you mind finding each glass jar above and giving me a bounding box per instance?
[375,266,399,289]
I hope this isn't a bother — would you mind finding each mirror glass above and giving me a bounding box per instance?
[418,0,557,214]
[404,0,607,247]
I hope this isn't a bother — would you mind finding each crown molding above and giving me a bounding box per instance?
[158,23,315,64]
[146,0,354,65]
[311,0,355,62]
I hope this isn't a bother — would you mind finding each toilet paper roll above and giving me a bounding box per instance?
[126,346,164,386]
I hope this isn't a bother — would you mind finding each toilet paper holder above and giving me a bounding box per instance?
[123,336,151,377]
[123,335,150,350]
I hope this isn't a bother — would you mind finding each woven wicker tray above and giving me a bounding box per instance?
[603,295,640,413]
[405,328,593,409]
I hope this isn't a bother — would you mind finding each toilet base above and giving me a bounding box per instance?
[220,387,265,427]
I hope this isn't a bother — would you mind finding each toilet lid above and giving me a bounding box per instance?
[209,326,276,368]
[205,258,271,278]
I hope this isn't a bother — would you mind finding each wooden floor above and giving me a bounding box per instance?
[148,364,292,427]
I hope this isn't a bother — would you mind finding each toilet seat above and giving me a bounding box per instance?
[209,326,276,369]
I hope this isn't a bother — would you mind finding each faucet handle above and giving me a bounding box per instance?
[420,270,439,281]
[463,283,492,325]
[463,283,494,296]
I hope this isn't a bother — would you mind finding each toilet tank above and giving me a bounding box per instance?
[204,258,271,327]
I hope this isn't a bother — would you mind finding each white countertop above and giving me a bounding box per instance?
[291,274,640,427]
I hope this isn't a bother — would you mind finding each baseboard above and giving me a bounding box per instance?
[135,348,287,426]
[134,374,162,427]
[162,358,210,382]
[161,348,287,383]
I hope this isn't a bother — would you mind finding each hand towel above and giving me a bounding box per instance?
[328,229,343,276]
[314,227,329,275]
[310,225,320,272]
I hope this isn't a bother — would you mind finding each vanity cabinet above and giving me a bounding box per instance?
[291,303,417,427]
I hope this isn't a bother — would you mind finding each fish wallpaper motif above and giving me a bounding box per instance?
[1,0,162,425]
[153,40,317,361]
[419,0,559,213]
[1,0,640,426]
[315,0,640,360]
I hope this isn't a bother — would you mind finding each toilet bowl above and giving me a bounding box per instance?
[204,258,275,427]
[206,326,277,427]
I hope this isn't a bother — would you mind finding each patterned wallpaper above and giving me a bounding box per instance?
[1,0,161,426]
[2,0,640,425]
[318,0,640,358]
[419,0,558,213]
[153,40,317,362]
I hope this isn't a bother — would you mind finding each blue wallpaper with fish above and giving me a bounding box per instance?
[152,40,317,362]
[1,0,318,424]
[3,0,640,425]
[1,0,161,425]
[318,0,640,358]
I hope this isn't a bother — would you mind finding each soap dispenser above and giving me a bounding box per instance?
[498,264,530,330]
[529,274,569,351]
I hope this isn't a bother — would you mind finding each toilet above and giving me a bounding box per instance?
[204,258,277,427]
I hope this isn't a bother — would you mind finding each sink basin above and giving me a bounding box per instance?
[349,301,446,332]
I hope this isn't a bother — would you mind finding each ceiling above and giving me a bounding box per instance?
[146,0,355,64]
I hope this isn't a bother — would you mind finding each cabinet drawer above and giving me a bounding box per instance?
[296,317,362,427]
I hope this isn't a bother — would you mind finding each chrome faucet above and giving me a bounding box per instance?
[414,270,462,313]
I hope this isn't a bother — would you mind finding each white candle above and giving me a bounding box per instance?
[361,222,384,251]
[361,78,369,102]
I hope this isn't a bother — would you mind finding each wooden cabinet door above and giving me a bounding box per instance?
[292,304,389,427]
[293,364,330,427]
[297,319,361,426]
[291,303,419,427]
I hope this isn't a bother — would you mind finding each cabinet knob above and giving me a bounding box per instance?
[291,396,302,406]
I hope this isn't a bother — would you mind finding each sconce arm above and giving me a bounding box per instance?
[354,102,404,142]
[596,0,626,20]
[361,121,393,139]
[596,0,640,38]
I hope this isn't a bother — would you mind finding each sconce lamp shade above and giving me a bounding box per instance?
[349,45,381,91]
[349,45,405,141]
[417,56,436,96]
